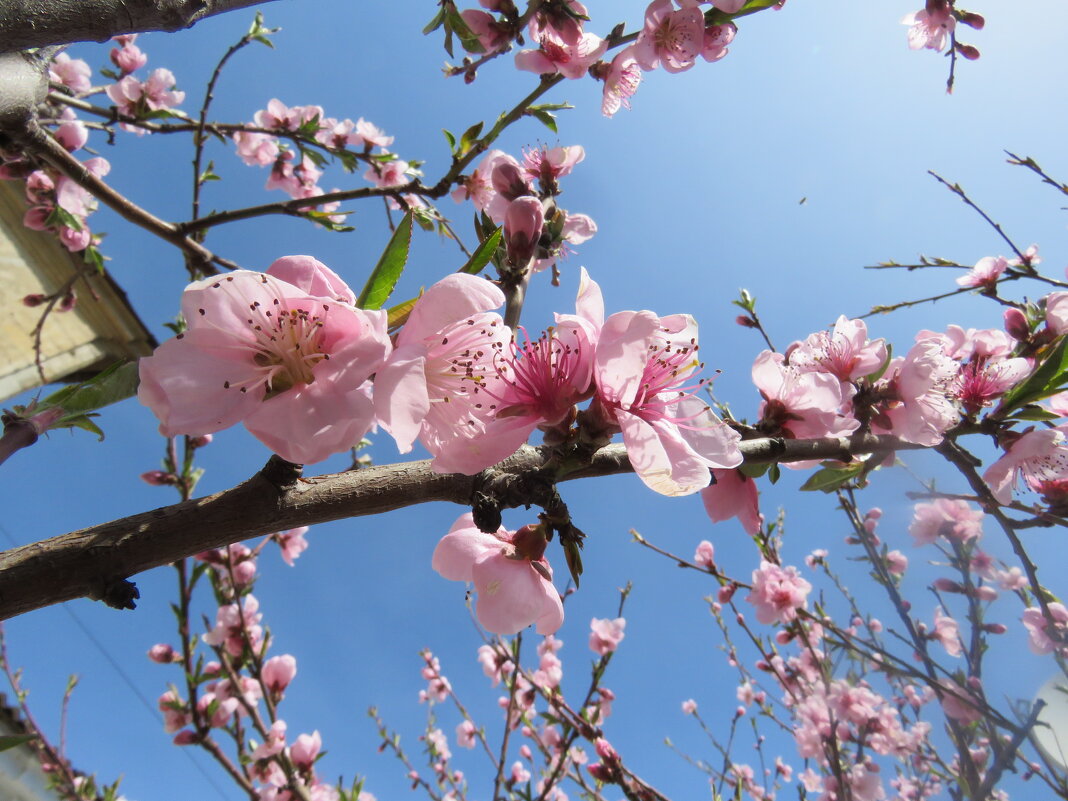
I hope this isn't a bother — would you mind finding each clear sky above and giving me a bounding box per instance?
[4,2,1068,800]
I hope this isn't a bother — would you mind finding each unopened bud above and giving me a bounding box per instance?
[955,43,981,61]
[147,643,178,663]
[735,314,757,328]
[57,292,77,312]
[140,470,177,486]
[717,583,736,603]
[982,622,1007,635]
[960,12,985,29]
[1004,307,1030,341]
[173,730,199,745]
[971,585,999,601]
[189,433,213,448]
[933,577,963,593]
[22,293,47,307]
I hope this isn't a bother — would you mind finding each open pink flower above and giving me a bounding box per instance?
[138,257,390,464]
[957,256,1008,289]
[787,316,887,383]
[902,4,956,52]
[375,274,517,474]
[514,30,607,79]
[746,561,811,625]
[1022,603,1068,654]
[589,617,626,655]
[635,0,705,73]
[908,498,984,546]
[753,350,858,440]
[601,46,643,117]
[594,309,742,496]
[983,426,1068,505]
[432,514,564,635]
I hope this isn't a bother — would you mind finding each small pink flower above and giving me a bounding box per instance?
[276,526,310,566]
[908,499,984,546]
[262,654,297,695]
[514,30,606,79]
[147,643,178,663]
[681,698,697,715]
[588,617,626,655]
[110,34,148,74]
[601,46,642,117]
[984,426,1068,505]
[693,540,715,570]
[932,607,962,657]
[455,720,478,749]
[158,690,191,733]
[787,316,887,383]
[290,730,322,772]
[902,3,956,52]
[885,550,908,576]
[635,0,705,73]
[1022,603,1068,654]
[432,514,564,636]
[49,53,92,94]
[746,560,812,625]
[957,256,1008,289]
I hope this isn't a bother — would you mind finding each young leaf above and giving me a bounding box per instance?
[458,121,484,156]
[387,295,421,332]
[999,335,1068,412]
[445,8,486,54]
[528,108,558,133]
[442,128,457,153]
[356,211,414,310]
[459,227,502,275]
[799,463,865,493]
[46,361,140,418]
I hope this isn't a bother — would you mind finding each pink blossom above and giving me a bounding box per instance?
[233,131,280,166]
[528,0,588,45]
[1022,603,1068,654]
[252,720,287,760]
[350,118,393,149]
[254,99,322,131]
[701,467,762,534]
[936,679,982,724]
[49,53,92,94]
[700,22,736,63]
[746,560,812,625]
[693,539,715,570]
[107,68,185,119]
[158,690,191,733]
[54,108,88,152]
[262,654,297,695]
[588,617,626,655]
[276,526,310,565]
[635,0,705,73]
[601,46,643,117]
[594,309,742,495]
[908,499,984,545]
[375,273,519,474]
[138,258,390,464]
[110,34,148,74]
[511,761,531,783]
[952,353,1031,415]
[753,350,858,440]
[363,154,410,188]
[503,196,545,267]
[1046,292,1068,335]
[290,730,322,772]
[787,316,887,383]
[266,152,323,199]
[514,30,606,80]
[983,426,1068,505]
[932,607,962,657]
[455,720,477,749]
[885,550,908,576]
[197,691,238,728]
[203,595,263,657]
[957,256,1009,289]
[426,728,452,761]
[432,514,563,635]
[681,698,697,715]
[902,4,956,52]
[879,337,960,446]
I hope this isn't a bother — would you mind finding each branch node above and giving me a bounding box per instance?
[91,577,140,610]
[258,455,303,490]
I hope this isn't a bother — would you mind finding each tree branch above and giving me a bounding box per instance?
[0,434,916,622]
[0,0,279,53]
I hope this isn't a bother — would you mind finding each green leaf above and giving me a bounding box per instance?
[248,11,279,48]
[48,205,82,232]
[423,7,446,35]
[459,227,502,275]
[1009,404,1062,422]
[528,108,558,133]
[356,212,413,310]
[458,121,484,156]
[442,128,457,153]
[446,8,486,53]
[198,160,221,184]
[300,210,354,233]
[999,335,1068,412]
[0,734,36,752]
[46,361,140,418]
[767,463,781,484]
[799,463,865,493]
[82,244,105,273]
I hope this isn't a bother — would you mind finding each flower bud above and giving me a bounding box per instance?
[147,643,178,663]
[262,654,298,695]
[1004,307,1030,341]
[735,314,757,328]
[22,293,47,307]
[57,291,77,312]
[960,12,985,29]
[173,730,199,745]
[491,162,530,200]
[982,622,1007,635]
[140,470,177,486]
[955,43,981,61]
[189,433,213,448]
[933,577,963,593]
[503,196,544,268]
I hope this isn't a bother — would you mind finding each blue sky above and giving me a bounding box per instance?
[5,1,1068,799]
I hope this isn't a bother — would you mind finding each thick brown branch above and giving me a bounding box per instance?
[0,0,278,53]
[0,434,914,621]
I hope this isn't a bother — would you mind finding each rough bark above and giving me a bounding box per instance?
[0,0,278,52]
[0,434,914,622]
